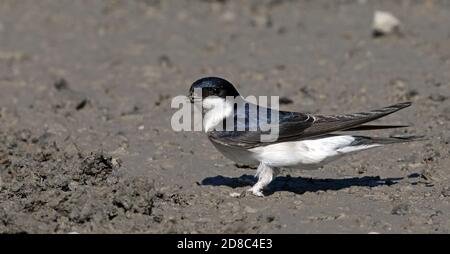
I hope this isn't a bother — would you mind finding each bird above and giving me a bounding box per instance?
[188,76,421,197]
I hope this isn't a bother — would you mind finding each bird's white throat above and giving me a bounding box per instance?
[200,97,233,132]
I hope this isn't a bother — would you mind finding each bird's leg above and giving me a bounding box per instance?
[248,163,275,197]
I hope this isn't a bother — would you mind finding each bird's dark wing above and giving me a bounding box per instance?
[208,102,412,149]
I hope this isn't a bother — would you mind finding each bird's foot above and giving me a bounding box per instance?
[247,186,264,197]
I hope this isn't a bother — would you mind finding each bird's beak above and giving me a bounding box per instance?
[188,90,201,103]
[188,92,195,103]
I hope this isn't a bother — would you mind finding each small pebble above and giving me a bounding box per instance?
[229,192,241,198]
[391,203,410,215]
[373,11,401,37]
[279,96,293,105]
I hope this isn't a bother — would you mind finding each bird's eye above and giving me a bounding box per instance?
[212,88,219,94]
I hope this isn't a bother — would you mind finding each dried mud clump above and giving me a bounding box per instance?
[0,129,158,233]
[79,153,115,185]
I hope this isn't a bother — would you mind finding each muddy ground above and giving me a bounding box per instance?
[0,0,449,233]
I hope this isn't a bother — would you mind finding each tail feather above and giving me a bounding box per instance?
[343,124,410,131]
[307,102,413,139]
[351,135,426,146]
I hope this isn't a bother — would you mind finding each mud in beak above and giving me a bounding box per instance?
[188,90,202,103]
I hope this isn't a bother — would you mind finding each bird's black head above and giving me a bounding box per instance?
[189,77,240,102]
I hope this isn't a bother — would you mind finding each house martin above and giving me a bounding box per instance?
[189,76,421,197]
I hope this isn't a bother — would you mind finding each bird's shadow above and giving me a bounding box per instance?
[201,174,404,196]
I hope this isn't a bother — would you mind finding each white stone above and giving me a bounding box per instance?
[373,11,400,36]
[229,192,241,198]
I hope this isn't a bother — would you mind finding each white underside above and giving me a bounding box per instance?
[245,136,380,196]
[249,135,380,168]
